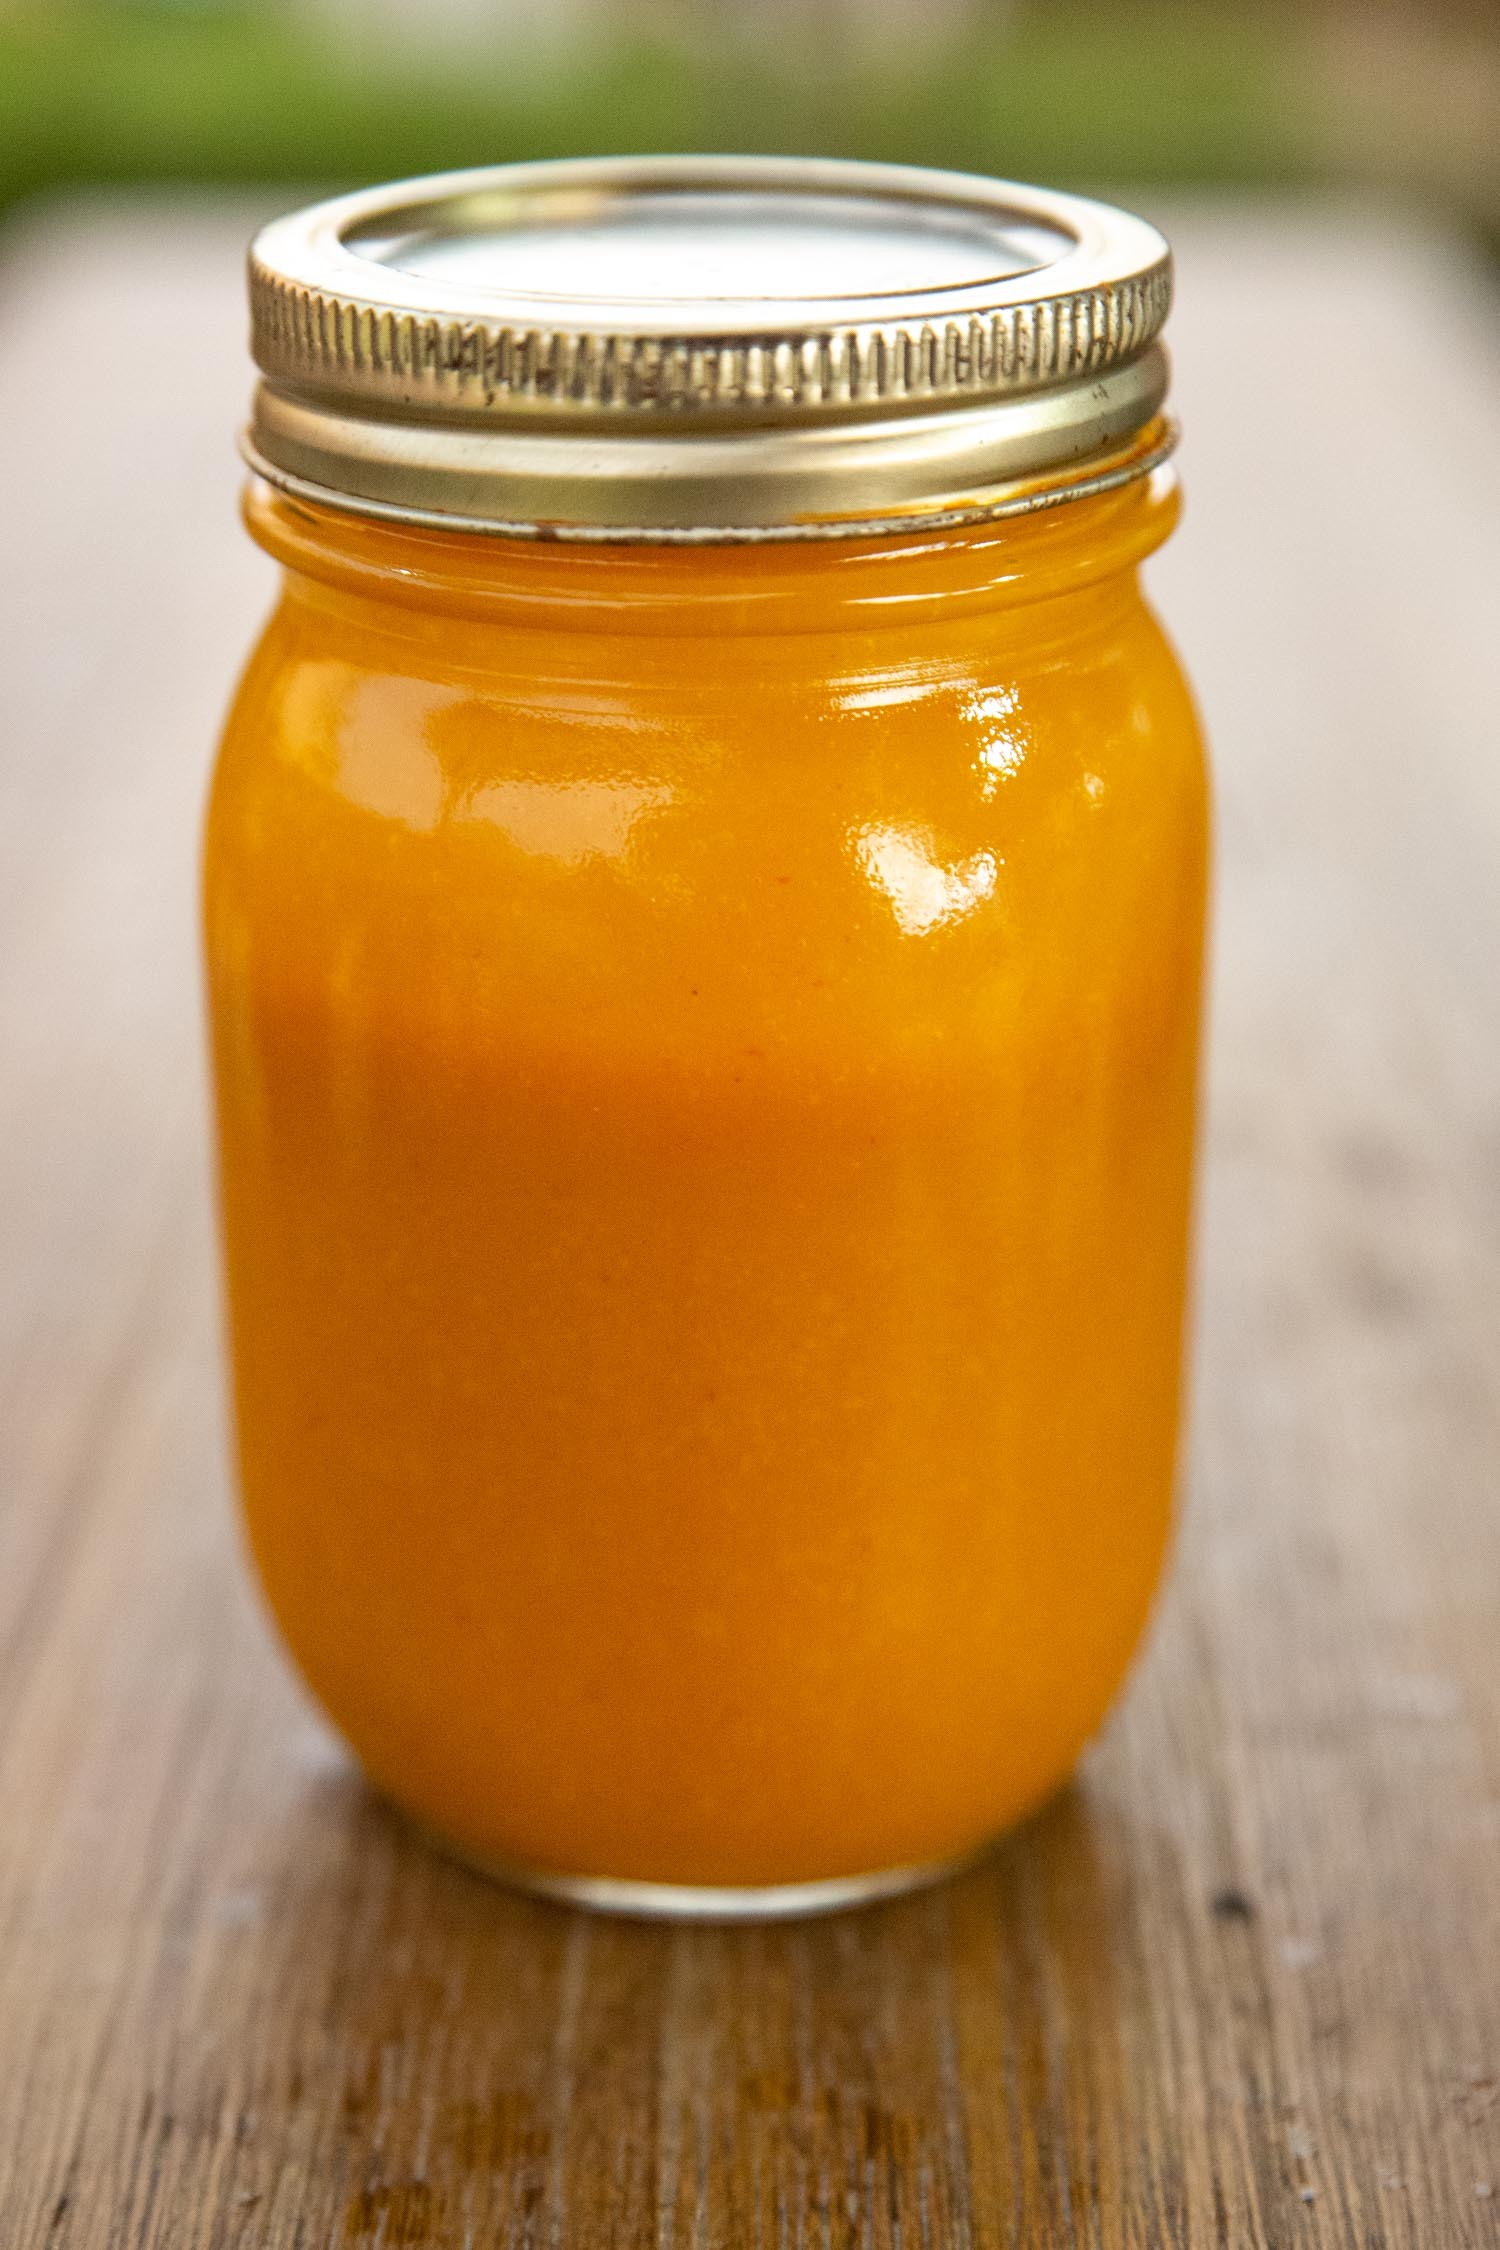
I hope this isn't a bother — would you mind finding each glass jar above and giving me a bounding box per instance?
[205,158,1209,1915]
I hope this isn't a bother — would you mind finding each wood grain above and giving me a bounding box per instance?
[1,198,1498,2247]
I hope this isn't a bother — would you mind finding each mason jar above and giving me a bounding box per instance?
[204,157,1209,1915]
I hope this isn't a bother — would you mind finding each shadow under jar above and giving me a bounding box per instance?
[204,157,1209,1916]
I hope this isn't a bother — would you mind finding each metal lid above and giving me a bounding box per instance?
[246,156,1174,542]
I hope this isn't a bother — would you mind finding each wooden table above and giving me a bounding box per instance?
[1,199,1498,2248]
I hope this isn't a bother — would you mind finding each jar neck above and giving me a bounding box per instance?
[244,457,1180,645]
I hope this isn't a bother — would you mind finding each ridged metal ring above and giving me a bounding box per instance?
[247,156,1174,536]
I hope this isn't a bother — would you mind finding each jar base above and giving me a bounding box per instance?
[421,1830,980,1921]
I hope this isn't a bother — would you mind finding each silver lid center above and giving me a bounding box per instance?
[349,188,1071,305]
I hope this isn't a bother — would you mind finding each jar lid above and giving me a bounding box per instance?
[245,155,1173,543]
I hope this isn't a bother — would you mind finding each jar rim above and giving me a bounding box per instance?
[246,156,1175,543]
[244,450,1182,640]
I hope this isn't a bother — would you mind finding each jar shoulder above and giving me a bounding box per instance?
[205,586,1208,1045]
[211,585,1205,850]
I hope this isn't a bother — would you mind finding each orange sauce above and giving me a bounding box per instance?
[204,468,1208,1890]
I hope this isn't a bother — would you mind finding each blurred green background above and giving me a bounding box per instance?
[0,0,1495,234]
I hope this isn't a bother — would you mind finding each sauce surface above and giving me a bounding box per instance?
[204,477,1208,1888]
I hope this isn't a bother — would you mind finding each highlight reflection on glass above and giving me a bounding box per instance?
[855,823,1000,936]
[278,661,674,862]
[965,686,1032,798]
[463,778,673,866]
